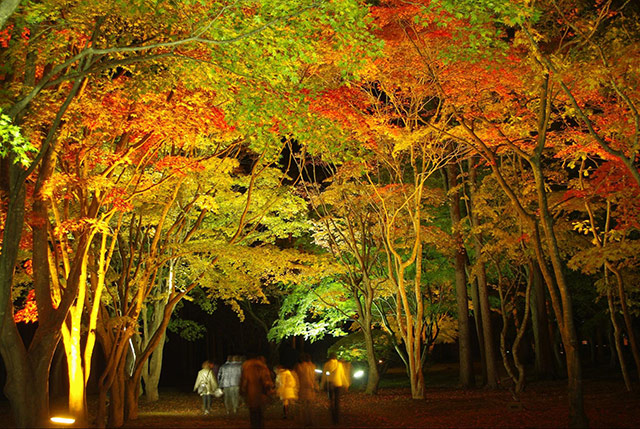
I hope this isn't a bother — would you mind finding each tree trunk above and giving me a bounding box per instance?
[469,279,487,385]
[446,162,474,388]
[0,171,25,336]
[352,277,380,395]
[64,336,88,425]
[142,332,165,402]
[0,0,22,30]
[0,169,60,427]
[467,160,498,388]
[529,260,556,379]
[532,162,587,426]
[609,266,640,381]
[529,74,587,427]
[595,326,605,365]
[407,339,425,399]
[96,385,108,429]
[361,321,380,394]
[125,373,141,422]
[0,313,58,427]
[108,359,126,428]
[607,287,632,391]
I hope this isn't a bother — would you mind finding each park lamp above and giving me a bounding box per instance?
[50,416,76,425]
[353,369,365,379]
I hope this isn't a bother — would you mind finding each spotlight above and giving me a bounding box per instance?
[353,370,365,379]
[50,416,75,425]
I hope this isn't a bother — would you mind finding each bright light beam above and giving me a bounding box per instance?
[50,416,76,425]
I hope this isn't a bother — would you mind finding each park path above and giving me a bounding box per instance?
[121,379,640,428]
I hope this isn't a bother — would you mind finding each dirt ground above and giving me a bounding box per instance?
[1,372,639,428]
[120,377,638,428]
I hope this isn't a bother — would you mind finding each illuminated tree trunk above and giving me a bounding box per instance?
[386,226,426,399]
[384,236,425,399]
[62,332,87,424]
[59,243,93,426]
[396,271,425,399]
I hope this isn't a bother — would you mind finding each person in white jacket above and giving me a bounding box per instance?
[193,360,219,415]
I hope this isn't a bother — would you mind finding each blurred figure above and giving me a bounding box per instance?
[295,353,318,427]
[320,353,349,425]
[241,355,274,429]
[193,360,219,415]
[275,364,299,419]
[218,355,242,415]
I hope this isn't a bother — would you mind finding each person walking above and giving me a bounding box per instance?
[218,355,242,415]
[240,355,274,429]
[275,364,298,419]
[320,353,349,425]
[295,353,318,427]
[193,360,219,415]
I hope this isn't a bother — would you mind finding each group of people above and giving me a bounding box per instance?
[193,352,351,428]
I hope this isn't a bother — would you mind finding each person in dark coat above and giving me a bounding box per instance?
[240,355,274,428]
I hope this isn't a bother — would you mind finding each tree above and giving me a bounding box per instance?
[1,1,374,425]
[0,0,20,30]
[566,159,640,388]
[300,172,391,394]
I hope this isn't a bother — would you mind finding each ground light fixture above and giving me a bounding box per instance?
[50,416,76,425]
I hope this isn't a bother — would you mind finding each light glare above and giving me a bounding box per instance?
[51,416,76,424]
[354,370,365,378]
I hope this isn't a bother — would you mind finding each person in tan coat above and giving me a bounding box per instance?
[275,365,298,419]
[193,360,219,415]
[295,353,318,426]
[320,353,350,424]
[240,355,274,428]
